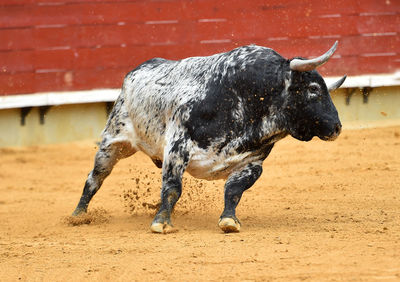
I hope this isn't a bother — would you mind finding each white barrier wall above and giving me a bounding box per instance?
[0,103,108,147]
[0,86,400,147]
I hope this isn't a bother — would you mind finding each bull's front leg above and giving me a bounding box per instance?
[219,162,263,233]
[150,139,189,234]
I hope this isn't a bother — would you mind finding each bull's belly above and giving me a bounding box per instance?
[186,150,259,181]
[128,124,261,180]
[136,142,252,180]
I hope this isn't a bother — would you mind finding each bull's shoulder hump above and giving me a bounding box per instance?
[142,57,176,67]
[127,57,176,74]
[227,45,285,63]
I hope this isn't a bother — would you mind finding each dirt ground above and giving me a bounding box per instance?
[1,126,400,281]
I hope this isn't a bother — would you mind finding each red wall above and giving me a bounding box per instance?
[1,0,399,95]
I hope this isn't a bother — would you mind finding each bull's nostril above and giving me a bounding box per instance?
[334,124,341,135]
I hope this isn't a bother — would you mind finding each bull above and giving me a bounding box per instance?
[72,41,346,233]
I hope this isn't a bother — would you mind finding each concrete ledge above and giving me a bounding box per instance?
[324,72,400,88]
[1,73,400,109]
[0,89,119,110]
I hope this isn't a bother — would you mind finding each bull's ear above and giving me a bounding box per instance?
[290,41,338,72]
[328,75,347,91]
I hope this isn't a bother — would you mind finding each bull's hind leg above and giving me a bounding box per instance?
[150,139,189,233]
[72,139,135,216]
[219,162,263,233]
[73,96,135,215]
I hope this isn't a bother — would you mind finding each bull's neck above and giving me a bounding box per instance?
[259,112,288,143]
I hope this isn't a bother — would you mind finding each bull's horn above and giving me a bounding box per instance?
[290,41,338,72]
[328,75,347,91]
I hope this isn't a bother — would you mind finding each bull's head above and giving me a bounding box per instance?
[283,41,346,141]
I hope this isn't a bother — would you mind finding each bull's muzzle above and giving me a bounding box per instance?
[320,122,342,141]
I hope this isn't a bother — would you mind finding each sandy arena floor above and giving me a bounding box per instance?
[0,126,400,281]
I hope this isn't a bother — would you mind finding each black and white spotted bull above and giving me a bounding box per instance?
[72,41,346,233]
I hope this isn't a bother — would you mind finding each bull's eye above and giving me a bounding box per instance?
[309,85,320,93]
[308,83,321,98]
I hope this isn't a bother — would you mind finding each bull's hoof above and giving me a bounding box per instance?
[150,222,175,234]
[219,217,241,233]
[72,207,87,216]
